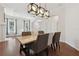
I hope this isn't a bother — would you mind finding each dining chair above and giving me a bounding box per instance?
[38,31,44,34]
[20,32,31,55]
[29,34,49,56]
[52,32,61,51]
[22,32,31,36]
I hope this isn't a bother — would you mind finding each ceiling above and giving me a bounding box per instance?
[0,3,63,15]
[0,3,28,14]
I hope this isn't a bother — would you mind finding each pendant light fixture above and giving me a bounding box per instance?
[27,3,38,15]
[27,3,50,18]
[44,4,50,18]
[38,7,45,17]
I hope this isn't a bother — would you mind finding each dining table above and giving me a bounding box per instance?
[17,33,38,55]
[17,34,37,45]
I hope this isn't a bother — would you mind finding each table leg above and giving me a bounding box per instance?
[20,44,30,56]
[20,44,23,54]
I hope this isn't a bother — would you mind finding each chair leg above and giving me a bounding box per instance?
[51,44,53,48]
[51,43,55,51]
[56,42,58,50]
[53,43,56,51]
[56,42,60,51]
[54,44,56,51]
[59,44,60,51]
[58,42,60,51]
[46,48,48,56]
[27,47,30,56]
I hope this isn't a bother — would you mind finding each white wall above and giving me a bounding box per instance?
[64,4,79,51]
[0,5,5,41]
[0,5,4,24]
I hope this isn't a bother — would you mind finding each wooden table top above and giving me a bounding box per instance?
[17,34,38,45]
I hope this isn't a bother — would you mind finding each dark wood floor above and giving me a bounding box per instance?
[0,38,79,56]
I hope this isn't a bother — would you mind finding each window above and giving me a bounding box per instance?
[5,18,17,36]
[24,20,30,32]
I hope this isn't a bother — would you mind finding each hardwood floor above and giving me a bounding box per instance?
[0,38,79,56]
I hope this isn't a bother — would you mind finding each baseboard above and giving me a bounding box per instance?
[60,40,79,51]
[60,39,65,42]
[65,41,79,51]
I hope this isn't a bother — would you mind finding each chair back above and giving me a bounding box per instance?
[35,34,49,53]
[48,33,54,45]
[22,32,31,36]
[52,32,61,43]
[38,31,44,34]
